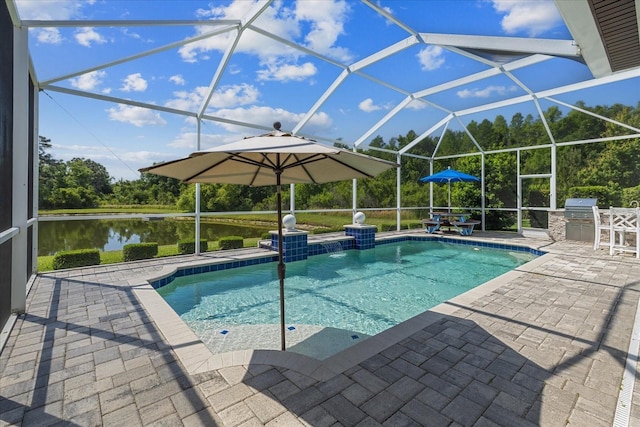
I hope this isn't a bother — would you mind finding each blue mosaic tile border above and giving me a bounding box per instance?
[282,233,308,262]
[150,254,278,289]
[345,227,376,249]
[378,234,546,257]
[308,239,355,256]
[151,235,544,290]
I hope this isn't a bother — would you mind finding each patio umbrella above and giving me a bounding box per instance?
[419,166,480,212]
[140,123,398,351]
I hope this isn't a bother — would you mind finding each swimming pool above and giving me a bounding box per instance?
[156,239,538,359]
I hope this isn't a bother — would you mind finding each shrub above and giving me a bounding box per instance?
[52,249,100,270]
[567,185,621,207]
[219,236,243,250]
[123,242,158,261]
[622,185,640,207]
[379,223,397,232]
[261,232,273,240]
[177,239,208,255]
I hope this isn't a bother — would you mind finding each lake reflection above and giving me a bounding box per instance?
[37,218,271,256]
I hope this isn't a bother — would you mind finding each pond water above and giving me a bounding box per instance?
[37,218,271,256]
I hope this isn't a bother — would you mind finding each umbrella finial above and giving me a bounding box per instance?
[273,121,281,131]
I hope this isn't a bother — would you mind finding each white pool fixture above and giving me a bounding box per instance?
[354,211,366,225]
[282,214,297,231]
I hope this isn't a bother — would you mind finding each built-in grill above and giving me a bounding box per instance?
[564,198,597,241]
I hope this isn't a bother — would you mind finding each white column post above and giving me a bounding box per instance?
[352,179,357,218]
[396,153,401,230]
[516,150,522,234]
[289,184,295,215]
[352,147,357,219]
[550,144,557,210]
[481,154,485,231]
[32,76,39,274]
[12,26,28,313]
[195,119,201,254]
[429,160,434,212]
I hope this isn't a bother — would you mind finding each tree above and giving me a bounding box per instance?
[140,172,183,205]
[67,158,113,195]
[38,136,66,209]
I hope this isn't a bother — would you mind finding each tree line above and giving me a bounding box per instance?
[39,101,640,228]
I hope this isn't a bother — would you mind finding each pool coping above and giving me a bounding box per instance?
[129,232,553,382]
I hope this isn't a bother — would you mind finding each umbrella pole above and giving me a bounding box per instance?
[276,169,286,351]
[448,180,451,213]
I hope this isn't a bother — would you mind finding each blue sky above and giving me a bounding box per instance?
[15,0,640,180]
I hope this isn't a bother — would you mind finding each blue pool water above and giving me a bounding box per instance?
[157,240,537,358]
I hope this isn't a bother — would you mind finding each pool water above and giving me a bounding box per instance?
[158,240,536,359]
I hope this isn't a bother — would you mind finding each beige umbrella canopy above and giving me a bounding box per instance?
[140,123,398,351]
[141,127,395,185]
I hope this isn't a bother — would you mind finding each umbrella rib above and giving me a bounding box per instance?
[323,155,376,178]
[139,156,197,173]
[183,154,234,183]
[290,153,320,184]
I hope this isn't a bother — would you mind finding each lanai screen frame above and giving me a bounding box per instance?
[6,0,640,259]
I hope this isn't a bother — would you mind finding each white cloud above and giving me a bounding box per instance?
[107,104,167,127]
[121,28,152,43]
[16,0,87,44]
[121,73,148,92]
[75,27,106,47]
[35,28,63,44]
[210,105,332,137]
[295,0,352,61]
[257,62,317,82]
[15,0,83,20]
[405,99,428,110]
[178,0,352,82]
[457,85,518,98]
[418,45,445,71]
[119,150,174,163]
[165,87,209,112]
[51,143,110,158]
[169,75,186,85]
[358,98,382,113]
[491,0,562,36]
[51,143,175,180]
[169,131,236,149]
[69,70,106,91]
[210,84,260,108]
[165,84,260,112]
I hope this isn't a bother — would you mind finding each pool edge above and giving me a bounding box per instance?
[131,232,554,382]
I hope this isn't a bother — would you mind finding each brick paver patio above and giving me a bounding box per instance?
[1,231,640,426]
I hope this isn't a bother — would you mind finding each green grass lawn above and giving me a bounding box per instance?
[215,212,423,230]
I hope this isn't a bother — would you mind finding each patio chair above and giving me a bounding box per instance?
[592,205,608,250]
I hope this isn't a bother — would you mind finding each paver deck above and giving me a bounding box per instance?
[2,230,640,426]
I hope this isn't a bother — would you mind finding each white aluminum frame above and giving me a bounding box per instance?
[4,0,640,274]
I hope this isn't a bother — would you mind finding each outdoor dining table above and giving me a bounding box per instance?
[422,212,478,235]
[431,212,473,224]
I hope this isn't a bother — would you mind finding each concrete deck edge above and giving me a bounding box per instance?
[130,235,554,381]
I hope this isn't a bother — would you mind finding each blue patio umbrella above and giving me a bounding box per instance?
[419,166,480,212]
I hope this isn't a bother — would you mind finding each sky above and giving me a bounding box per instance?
[14,0,640,181]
